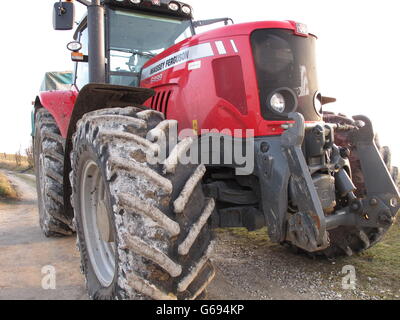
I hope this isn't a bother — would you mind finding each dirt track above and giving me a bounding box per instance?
[0,170,397,300]
[0,170,87,300]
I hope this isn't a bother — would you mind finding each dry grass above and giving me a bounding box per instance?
[0,153,33,173]
[0,172,18,199]
[345,220,400,293]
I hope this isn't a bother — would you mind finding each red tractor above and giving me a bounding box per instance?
[33,0,399,300]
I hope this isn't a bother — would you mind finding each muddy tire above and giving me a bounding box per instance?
[34,109,73,237]
[313,112,398,258]
[70,107,215,300]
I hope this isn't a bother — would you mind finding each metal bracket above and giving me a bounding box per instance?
[350,115,400,218]
[281,112,330,251]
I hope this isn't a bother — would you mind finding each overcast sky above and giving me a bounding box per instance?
[0,0,399,164]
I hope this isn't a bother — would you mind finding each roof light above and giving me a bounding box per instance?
[168,2,179,11]
[130,0,142,4]
[181,5,192,15]
[295,23,308,36]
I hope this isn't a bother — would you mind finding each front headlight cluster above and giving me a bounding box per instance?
[270,92,286,114]
[267,88,298,115]
[168,1,192,15]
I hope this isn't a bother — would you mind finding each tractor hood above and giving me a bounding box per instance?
[141,20,321,127]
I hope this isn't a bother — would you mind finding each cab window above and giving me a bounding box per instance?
[75,27,89,89]
[107,9,193,86]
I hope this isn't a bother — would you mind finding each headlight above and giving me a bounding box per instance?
[314,91,323,115]
[168,2,180,11]
[181,5,192,15]
[270,93,285,113]
[130,0,142,4]
[267,88,298,116]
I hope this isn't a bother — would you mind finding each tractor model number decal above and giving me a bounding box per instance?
[150,74,163,83]
[142,43,214,80]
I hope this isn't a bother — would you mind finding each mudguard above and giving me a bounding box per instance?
[62,83,155,221]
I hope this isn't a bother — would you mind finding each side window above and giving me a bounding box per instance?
[76,28,89,89]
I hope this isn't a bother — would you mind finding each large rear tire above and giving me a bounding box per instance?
[34,109,73,237]
[70,107,215,300]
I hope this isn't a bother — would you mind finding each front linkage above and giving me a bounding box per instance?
[255,112,400,253]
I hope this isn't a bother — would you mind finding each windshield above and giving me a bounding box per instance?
[251,29,320,121]
[108,9,193,86]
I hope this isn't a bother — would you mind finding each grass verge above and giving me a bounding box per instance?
[0,154,33,173]
[345,220,400,294]
[0,172,18,200]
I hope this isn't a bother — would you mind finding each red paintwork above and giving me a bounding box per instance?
[38,20,315,139]
[38,89,78,138]
[140,20,312,138]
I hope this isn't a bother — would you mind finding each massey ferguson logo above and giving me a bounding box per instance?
[151,0,161,5]
[141,43,214,80]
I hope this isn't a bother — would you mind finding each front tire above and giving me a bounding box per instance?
[70,107,215,300]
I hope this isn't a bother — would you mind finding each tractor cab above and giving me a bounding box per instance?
[56,0,195,88]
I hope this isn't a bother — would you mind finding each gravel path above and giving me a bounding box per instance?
[0,170,87,300]
[207,231,345,300]
[0,170,396,300]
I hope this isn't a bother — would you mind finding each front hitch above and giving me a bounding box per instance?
[280,113,399,252]
[325,115,400,231]
[281,112,330,252]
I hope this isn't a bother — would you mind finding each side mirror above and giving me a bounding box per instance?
[53,1,75,30]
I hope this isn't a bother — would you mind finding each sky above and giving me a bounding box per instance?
[0,0,399,164]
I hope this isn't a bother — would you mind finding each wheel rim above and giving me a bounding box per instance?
[80,160,116,287]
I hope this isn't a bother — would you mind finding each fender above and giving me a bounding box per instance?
[62,84,155,220]
[34,90,78,138]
